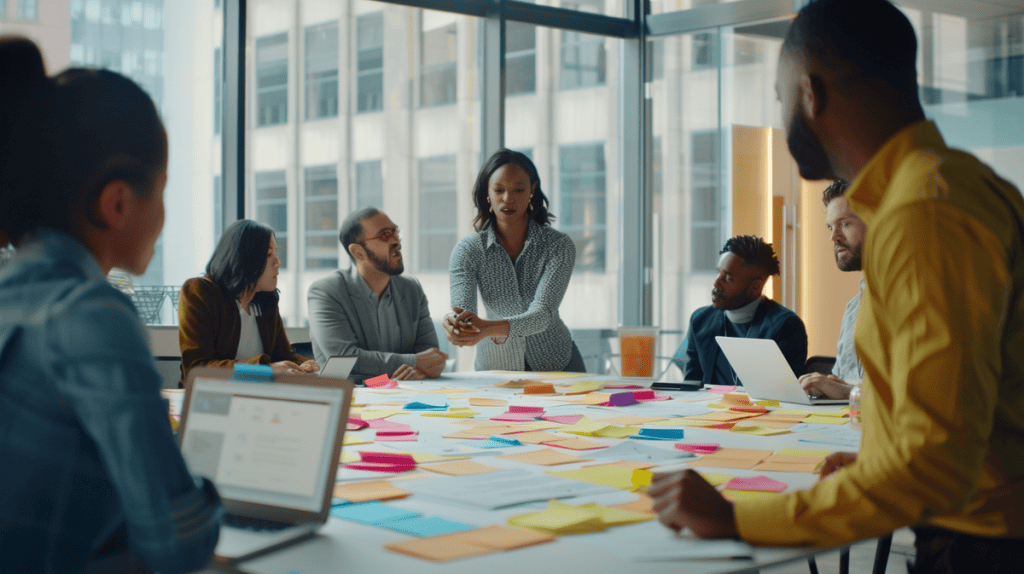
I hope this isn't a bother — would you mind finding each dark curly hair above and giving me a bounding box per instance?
[471,149,553,232]
[720,235,781,277]
[822,180,849,207]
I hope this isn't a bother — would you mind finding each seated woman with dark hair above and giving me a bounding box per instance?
[444,149,585,372]
[178,219,318,381]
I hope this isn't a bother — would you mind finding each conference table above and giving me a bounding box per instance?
[222,370,861,574]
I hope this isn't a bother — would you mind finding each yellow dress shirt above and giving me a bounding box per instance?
[734,121,1024,546]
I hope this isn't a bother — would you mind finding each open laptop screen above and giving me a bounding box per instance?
[180,378,343,513]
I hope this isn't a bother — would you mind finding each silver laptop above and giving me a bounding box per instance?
[178,367,353,564]
[715,336,849,405]
[319,355,357,379]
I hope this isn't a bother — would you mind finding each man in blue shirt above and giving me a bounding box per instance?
[677,235,808,386]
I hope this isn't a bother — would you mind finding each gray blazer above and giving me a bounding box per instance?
[308,267,439,379]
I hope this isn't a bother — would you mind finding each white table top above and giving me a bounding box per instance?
[227,371,860,574]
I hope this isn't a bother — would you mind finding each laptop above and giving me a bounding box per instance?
[178,367,353,564]
[715,336,849,405]
[319,355,357,379]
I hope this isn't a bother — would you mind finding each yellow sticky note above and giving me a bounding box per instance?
[343,434,373,446]
[775,448,832,457]
[558,419,611,436]
[804,415,850,425]
[721,489,783,501]
[592,425,639,439]
[696,472,733,486]
[729,425,791,436]
[755,399,781,407]
[547,466,637,490]
[340,451,360,463]
[508,504,606,534]
[813,407,852,418]
[631,469,653,491]
[421,411,478,418]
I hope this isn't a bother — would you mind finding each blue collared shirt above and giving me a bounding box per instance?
[0,228,221,574]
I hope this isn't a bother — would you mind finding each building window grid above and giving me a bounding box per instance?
[17,0,36,20]
[304,166,339,270]
[418,155,458,272]
[256,32,288,127]
[357,12,385,113]
[420,22,458,107]
[560,29,606,90]
[559,143,607,273]
[690,130,721,272]
[354,160,384,211]
[255,170,288,269]
[305,22,339,120]
[506,21,537,96]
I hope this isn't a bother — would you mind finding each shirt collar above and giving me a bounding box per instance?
[21,227,106,282]
[350,265,388,301]
[724,295,763,324]
[483,218,539,250]
[847,120,947,226]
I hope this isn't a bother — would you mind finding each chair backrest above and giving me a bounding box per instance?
[291,341,314,359]
[805,355,837,375]
[130,287,167,324]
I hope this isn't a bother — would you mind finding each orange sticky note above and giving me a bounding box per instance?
[542,437,607,451]
[420,460,499,476]
[496,448,594,466]
[332,480,411,503]
[469,397,507,407]
[522,383,556,394]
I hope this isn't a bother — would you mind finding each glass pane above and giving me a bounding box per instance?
[247,1,480,330]
[256,32,288,126]
[12,1,219,324]
[506,21,536,96]
[649,0,744,16]
[553,0,625,18]
[505,22,621,330]
[560,30,606,90]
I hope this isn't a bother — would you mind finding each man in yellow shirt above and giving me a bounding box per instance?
[650,0,1024,571]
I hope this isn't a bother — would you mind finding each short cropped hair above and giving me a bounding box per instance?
[782,0,919,93]
[822,180,849,207]
[339,207,381,262]
[721,235,781,277]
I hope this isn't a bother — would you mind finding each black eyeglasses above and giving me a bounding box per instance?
[365,226,401,242]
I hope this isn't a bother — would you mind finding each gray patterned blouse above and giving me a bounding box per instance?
[449,219,576,371]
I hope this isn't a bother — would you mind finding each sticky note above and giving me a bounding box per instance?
[504,431,566,445]
[631,469,653,490]
[420,411,478,418]
[458,525,557,550]
[343,434,373,446]
[344,452,417,472]
[592,425,640,439]
[547,466,637,490]
[721,489,783,501]
[729,425,790,436]
[564,380,603,394]
[491,412,539,422]
[707,386,739,394]
[332,480,412,503]
[420,460,500,476]
[753,461,822,473]
[596,415,667,426]
[382,516,477,537]
[542,437,607,451]
[469,397,507,407]
[403,402,448,411]
[472,436,525,449]
[496,448,594,466]
[675,443,720,455]
[522,383,556,394]
[330,501,421,524]
[541,414,585,425]
[804,415,850,425]
[346,416,369,430]
[365,374,399,388]
[695,472,733,486]
[385,535,492,562]
[724,475,788,492]
[583,460,658,471]
[630,428,685,441]
[607,392,639,406]
[509,405,545,414]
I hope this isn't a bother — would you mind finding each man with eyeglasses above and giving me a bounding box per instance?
[308,207,448,381]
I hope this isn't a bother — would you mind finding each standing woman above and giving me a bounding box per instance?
[0,38,221,573]
[445,149,585,372]
[178,219,318,381]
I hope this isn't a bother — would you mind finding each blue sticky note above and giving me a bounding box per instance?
[403,402,449,411]
[468,435,524,449]
[381,516,476,537]
[329,501,422,525]
[630,428,685,441]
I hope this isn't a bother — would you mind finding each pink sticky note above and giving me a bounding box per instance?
[708,386,739,395]
[675,443,720,454]
[724,475,788,492]
[375,430,418,437]
[366,374,399,388]
[541,414,584,425]
[367,418,411,431]
[632,389,656,401]
[347,416,369,430]
[491,413,538,422]
[605,383,643,389]
[635,392,671,402]
[375,433,420,442]
[509,405,546,414]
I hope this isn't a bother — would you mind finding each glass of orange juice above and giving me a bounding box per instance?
[617,326,659,381]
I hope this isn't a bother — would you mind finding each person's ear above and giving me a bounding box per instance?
[803,72,828,121]
[348,242,365,262]
[92,181,134,231]
[749,276,767,297]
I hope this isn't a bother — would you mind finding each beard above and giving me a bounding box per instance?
[786,106,836,181]
[834,241,863,272]
[365,245,404,276]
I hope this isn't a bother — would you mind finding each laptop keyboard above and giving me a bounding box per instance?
[224,513,293,532]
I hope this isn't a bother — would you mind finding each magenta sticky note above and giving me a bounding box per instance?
[724,475,788,492]
[540,414,584,425]
[366,374,398,388]
[344,462,416,472]
[375,433,420,442]
[509,405,546,414]
[375,430,418,437]
[632,389,656,401]
[675,443,720,455]
[360,452,416,465]
[346,416,369,430]
[604,383,643,389]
